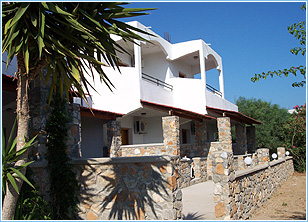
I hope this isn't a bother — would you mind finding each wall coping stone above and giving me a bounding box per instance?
[234,153,253,158]
[192,157,207,160]
[29,155,174,168]
[235,156,293,179]
[121,143,164,148]
[269,156,293,167]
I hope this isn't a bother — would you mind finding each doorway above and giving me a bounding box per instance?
[121,128,129,145]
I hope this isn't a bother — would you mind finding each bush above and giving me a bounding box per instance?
[284,104,306,172]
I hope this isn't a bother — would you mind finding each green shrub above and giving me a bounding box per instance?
[284,104,306,172]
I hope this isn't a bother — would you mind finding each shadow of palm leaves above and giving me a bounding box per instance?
[182,212,205,220]
[76,157,171,220]
[100,161,170,220]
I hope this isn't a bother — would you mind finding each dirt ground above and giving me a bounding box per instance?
[250,172,306,220]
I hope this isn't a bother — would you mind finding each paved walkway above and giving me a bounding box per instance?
[182,181,216,220]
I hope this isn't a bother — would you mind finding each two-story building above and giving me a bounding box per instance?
[73,21,261,159]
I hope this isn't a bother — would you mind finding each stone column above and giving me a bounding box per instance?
[257,148,270,165]
[162,116,180,156]
[234,123,247,155]
[67,103,82,158]
[28,70,51,161]
[195,119,208,156]
[212,151,234,220]
[246,126,256,153]
[217,117,232,152]
[107,120,122,157]
[277,147,286,159]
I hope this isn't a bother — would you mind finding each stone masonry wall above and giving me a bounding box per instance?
[177,157,208,189]
[233,153,258,171]
[107,121,122,157]
[29,156,183,220]
[121,144,165,157]
[230,157,294,220]
[180,143,210,158]
[212,146,294,220]
[162,116,180,156]
[28,71,82,161]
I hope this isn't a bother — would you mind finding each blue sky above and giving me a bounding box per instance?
[120,1,307,109]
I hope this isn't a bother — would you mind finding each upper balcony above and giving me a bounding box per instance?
[83,21,238,115]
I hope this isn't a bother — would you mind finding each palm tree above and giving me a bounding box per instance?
[2,2,153,219]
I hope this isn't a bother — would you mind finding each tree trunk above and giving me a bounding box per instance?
[2,53,30,220]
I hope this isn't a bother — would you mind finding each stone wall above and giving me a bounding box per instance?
[230,157,294,220]
[177,157,208,189]
[162,116,180,156]
[28,73,82,161]
[191,157,208,184]
[121,144,165,157]
[180,143,210,158]
[233,153,258,171]
[107,121,122,157]
[30,156,182,220]
[178,159,191,188]
[212,147,294,220]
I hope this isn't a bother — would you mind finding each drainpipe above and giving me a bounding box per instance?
[219,68,225,99]
[199,41,207,114]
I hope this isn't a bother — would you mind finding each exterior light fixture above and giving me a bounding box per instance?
[286,151,290,156]
[272,153,278,160]
[244,157,252,165]
[220,152,228,159]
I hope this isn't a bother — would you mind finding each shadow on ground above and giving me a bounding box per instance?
[183,212,205,220]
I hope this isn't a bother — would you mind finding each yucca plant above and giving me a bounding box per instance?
[2,2,154,219]
[2,119,36,196]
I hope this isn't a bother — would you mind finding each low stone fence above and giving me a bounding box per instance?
[178,157,208,189]
[212,149,294,220]
[120,143,165,157]
[180,143,210,158]
[29,155,183,220]
[233,153,258,171]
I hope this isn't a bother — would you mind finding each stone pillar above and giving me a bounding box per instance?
[246,126,256,153]
[234,123,247,155]
[212,151,234,220]
[195,119,208,156]
[28,71,51,161]
[277,147,286,159]
[257,148,270,165]
[217,117,232,152]
[162,116,180,156]
[67,103,82,158]
[107,120,122,157]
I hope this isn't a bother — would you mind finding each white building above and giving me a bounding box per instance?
[74,21,260,158]
[2,21,261,160]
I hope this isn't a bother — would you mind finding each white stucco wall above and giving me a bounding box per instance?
[142,117,163,144]
[86,67,141,114]
[171,78,206,114]
[120,115,144,145]
[142,51,169,82]
[140,79,174,106]
[206,91,238,111]
[120,115,163,145]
